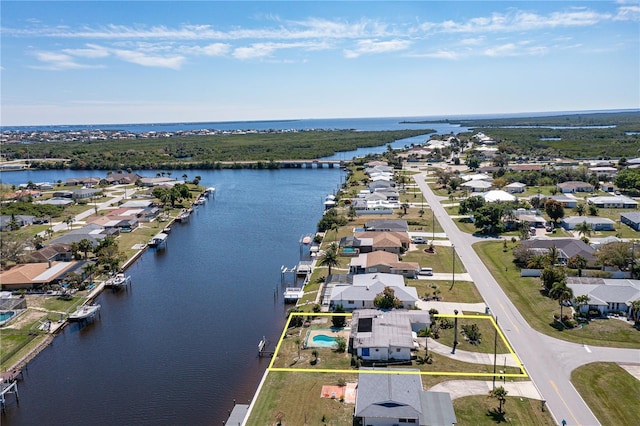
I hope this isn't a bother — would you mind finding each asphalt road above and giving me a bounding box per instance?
[415,172,640,426]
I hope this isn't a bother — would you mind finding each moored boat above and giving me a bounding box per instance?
[105,273,132,288]
[69,304,101,321]
[148,232,168,247]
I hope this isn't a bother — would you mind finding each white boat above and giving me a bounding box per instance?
[105,273,131,288]
[148,232,168,247]
[69,304,101,321]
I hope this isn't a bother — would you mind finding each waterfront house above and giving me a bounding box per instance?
[0,261,82,290]
[620,211,640,231]
[104,173,141,185]
[49,223,107,246]
[65,177,100,187]
[556,181,594,193]
[354,369,457,426]
[364,219,409,232]
[561,216,616,231]
[349,250,420,278]
[587,195,638,209]
[566,277,640,317]
[349,309,429,362]
[329,273,419,311]
[354,231,411,254]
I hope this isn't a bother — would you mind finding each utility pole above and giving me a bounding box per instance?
[450,244,456,290]
[452,309,459,354]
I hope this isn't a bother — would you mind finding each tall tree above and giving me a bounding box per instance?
[549,281,574,322]
[318,243,340,276]
[575,221,592,239]
[544,199,565,223]
[77,238,94,260]
[373,286,403,309]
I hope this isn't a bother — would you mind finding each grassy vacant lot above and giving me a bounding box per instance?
[436,316,513,355]
[408,280,482,304]
[474,240,640,348]
[571,362,640,426]
[246,371,356,425]
[454,395,555,425]
[402,245,466,274]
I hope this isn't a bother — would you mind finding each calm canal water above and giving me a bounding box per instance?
[2,168,343,425]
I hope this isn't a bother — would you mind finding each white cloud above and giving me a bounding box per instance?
[483,42,547,57]
[31,51,101,70]
[112,49,185,69]
[232,41,329,60]
[181,43,231,56]
[344,39,411,58]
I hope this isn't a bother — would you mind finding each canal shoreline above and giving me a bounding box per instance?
[3,190,201,376]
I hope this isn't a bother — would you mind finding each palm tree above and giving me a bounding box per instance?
[83,262,97,283]
[549,281,574,323]
[574,294,590,318]
[575,221,592,239]
[574,203,586,216]
[318,243,340,276]
[77,238,94,260]
[630,299,640,324]
[401,202,410,215]
[489,386,508,415]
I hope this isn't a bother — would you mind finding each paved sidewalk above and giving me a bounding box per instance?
[416,300,486,314]
[425,338,521,368]
[428,380,543,400]
[416,272,473,281]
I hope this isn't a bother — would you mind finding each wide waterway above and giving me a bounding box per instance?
[0,123,468,425]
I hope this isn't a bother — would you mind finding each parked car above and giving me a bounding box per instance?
[418,267,433,276]
[412,237,428,244]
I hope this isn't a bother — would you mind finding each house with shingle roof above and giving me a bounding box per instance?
[561,216,616,231]
[354,231,411,254]
[566,277,640,317]
[29,244,73,263]
[355,369,457,426]
[621,211,640,231]
[520,238,596,266]
[349,250,419,278]
[329,273,419,311]
[587,195,638,209]
[364,219,409,232]
[557,181,594,193]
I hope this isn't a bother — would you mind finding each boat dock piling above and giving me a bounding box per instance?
[0,370,21,412]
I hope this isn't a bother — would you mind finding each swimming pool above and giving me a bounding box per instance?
[342,247,356,253]
[0,311,15,325]
[311,334,338,348]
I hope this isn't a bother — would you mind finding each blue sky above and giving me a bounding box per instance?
[1,1,639,126]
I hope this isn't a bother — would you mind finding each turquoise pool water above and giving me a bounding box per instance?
[312,334,338,348]
[0,311,15,322]
[342,247,356,253]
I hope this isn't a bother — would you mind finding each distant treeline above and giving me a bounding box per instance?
[4,129,432,171]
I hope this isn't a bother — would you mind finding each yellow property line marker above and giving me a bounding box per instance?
[267,312,527,377]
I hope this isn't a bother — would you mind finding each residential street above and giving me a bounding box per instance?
[414,172,640,426]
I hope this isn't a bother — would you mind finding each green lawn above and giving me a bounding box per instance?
[474,240,640,348]
[454,395,555,425]
[402,245,467,274]
[408,280,483,304]
[571,362,640,426]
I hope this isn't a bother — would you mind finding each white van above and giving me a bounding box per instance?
[418,267,433,276]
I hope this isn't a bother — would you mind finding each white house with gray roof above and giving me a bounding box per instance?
[561,216,616,231]
[329,273,419,311]
[349,309,429,362]
[621,211,640,231]
[355,368,457,426]
[566,277,640,317]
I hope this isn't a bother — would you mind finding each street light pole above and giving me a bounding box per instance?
[452,309,459,354]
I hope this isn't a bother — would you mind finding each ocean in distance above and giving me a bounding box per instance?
[1,119,453,426]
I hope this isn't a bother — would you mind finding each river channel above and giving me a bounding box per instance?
[1,123,467,425]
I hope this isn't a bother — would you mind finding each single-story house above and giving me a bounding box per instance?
[513,214,547,228]
[369,180,394,191]
[349,309,430,362]
[349,250,420,278]
[29,243,73,263]
[520,238,596,266]
[138,177,177,187]
[587,195,638,209]
[482,190,516,203]
[52,190,74,198]
[354,231,411,254]
[36,197,74,207]
[549,194,578,209]
[620,211,640,231]
[104,173,141,185]
[65,177,101,187]
[0,215,35,231]
[329,273,419,311]
[561,216,616,231]
[557,181,594,193]
[566,277,640,317]
[339,236,373,255]
[364,219,409,233]
[72,188,102,200]
[119,200,153,209]
[0,261,83,290]
[461,173,492,182]
[588,166,618,177]
[600,182,616,193]
[505,182,527,193]
[461,180,492,192]
[49,224,107,246]
[355,369,457,426]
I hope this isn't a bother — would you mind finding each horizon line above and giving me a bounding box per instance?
[2,108,639,129]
